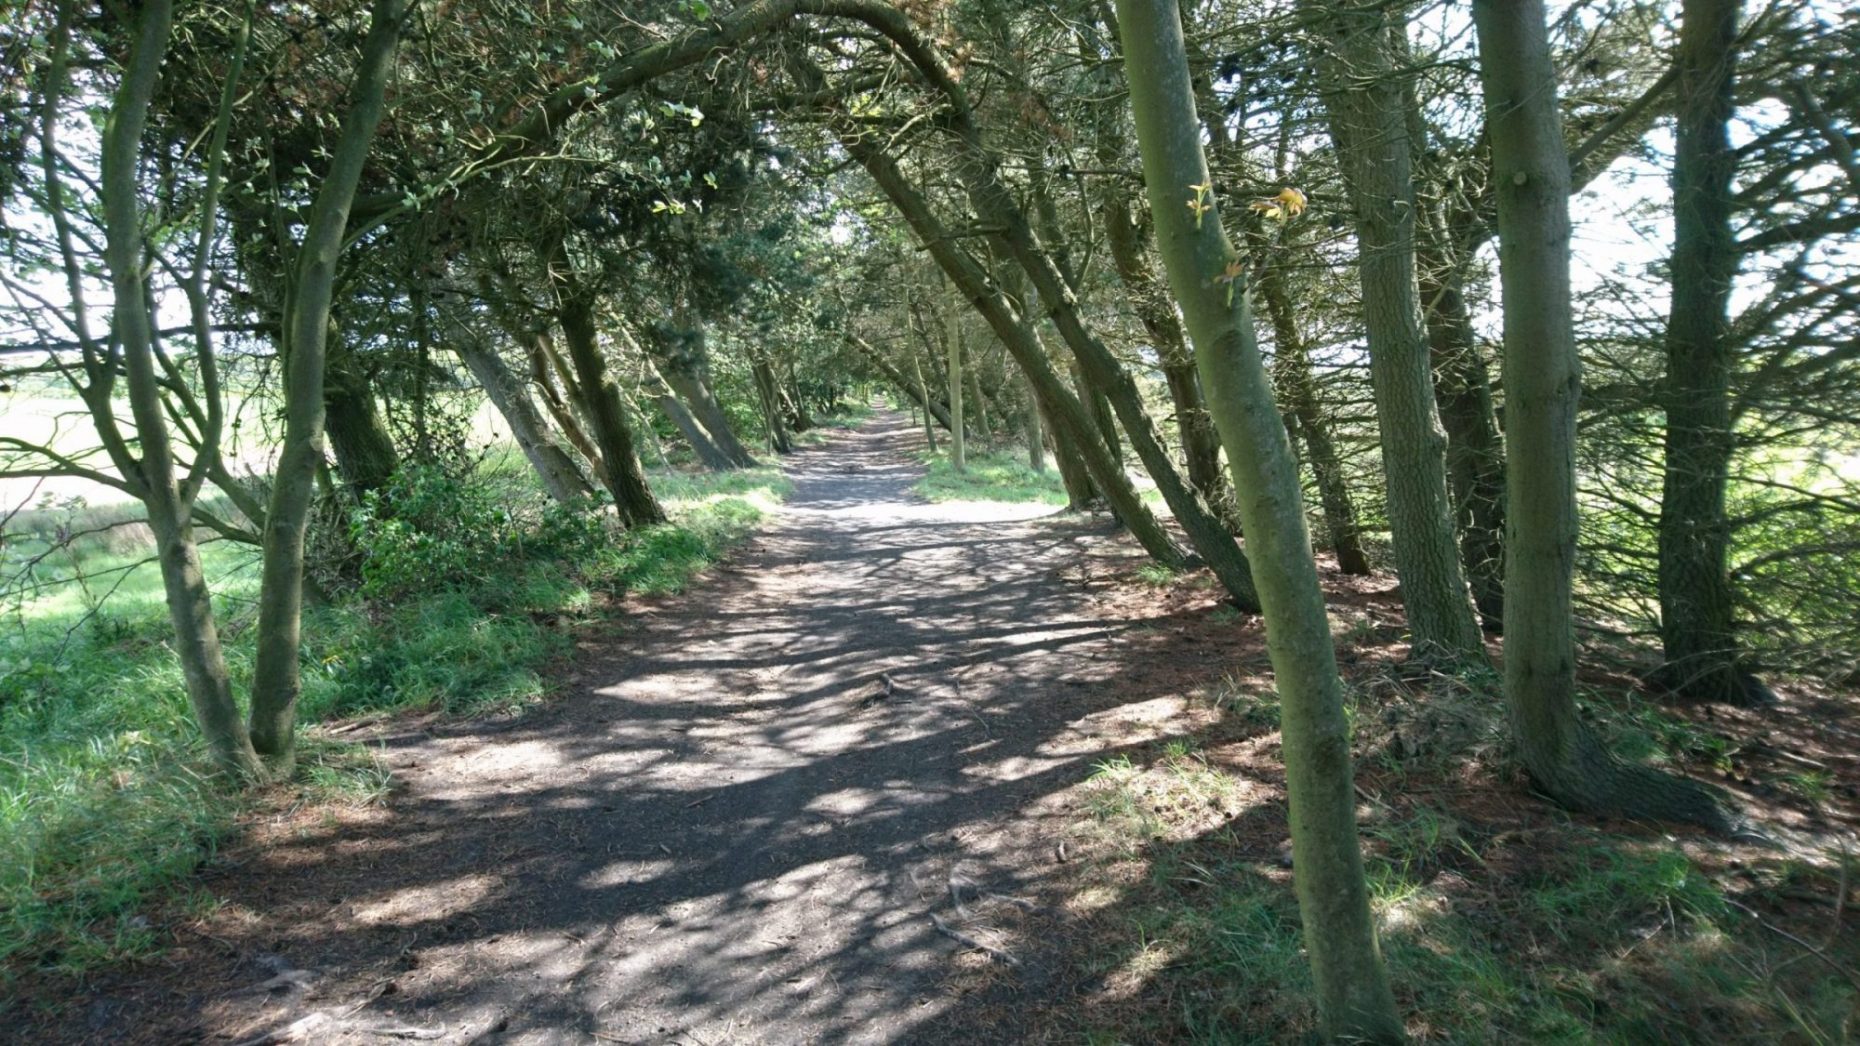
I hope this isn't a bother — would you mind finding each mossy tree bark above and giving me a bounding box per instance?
[1472,0,1730,831]
[1302,0,1484,662]
[1116,0,1402,1038]
[248,0,407,768]
[1656,0,1770,706]
[557,292,667,528]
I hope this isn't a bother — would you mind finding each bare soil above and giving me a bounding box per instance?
[13,410,1857,1044]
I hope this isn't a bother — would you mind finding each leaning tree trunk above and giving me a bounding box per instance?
[1656,0,1768,706]
[249,0,405,769]
[456,336,595,503]
[1116,0,1402,1037]
[558,294,666,527]
[1473,0,1730,831]
[1252,227,1375,577]
[1023,370,1048,473]
[752,356,794,454]
[798,61,1195,574]
[663,361,759,469]
[323,336,400,497]
[1303,0,1485,662]
[847,332,953,431]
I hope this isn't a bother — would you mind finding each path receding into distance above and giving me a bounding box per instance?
[77,410,1259,1045]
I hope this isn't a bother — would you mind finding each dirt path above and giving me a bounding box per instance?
[51,411,1251,1045]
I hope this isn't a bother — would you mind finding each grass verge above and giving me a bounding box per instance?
[0,461,787,983]
[914,446,1068,505]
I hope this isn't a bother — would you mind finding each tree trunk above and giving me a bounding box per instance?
[249,0,405,769]
[1253,229,1374,576]
[457,337,595,503]
[753,356,794,454]
[847,332,953,431]
[1473,0,1730,830]
[323,337,400,497]
[799,66,1195,573]
[913,352,939,451]
[93,0,264,781]
[1417,221,1508,631]
[643,360,733,471]
[662,362,758,468]
[946,283,967,471]
[1115,1,1401,1037]
[1304,0,1484,662]
[558,293,666,527]
[1023,371,1048,473]
[1656,0,1769,706]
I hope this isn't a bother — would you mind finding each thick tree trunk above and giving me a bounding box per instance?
[249,0,405,768]
[1656,0,1769,706]
[663,362,758,468]
[323,337,400,496]
[1115,1,1402,1037]
[1253,230,1374,577]
[1304,0,1485,662]
[457,337,595,503]
[558,294,666,527]
[1473,0,1730,831]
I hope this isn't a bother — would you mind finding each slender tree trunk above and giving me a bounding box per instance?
[1253,229,1374,577]
[1417,222,1508,630]
[523,329,608,482]
[913,352,939,451]
[662,363,758,468]
[1116,1,1401,1037]
[1473,0,1729,829]
[946,283,967,471]
[249,0,406,767]
[1656,0,1768,706]
[558,294,666,527]
[643,361,733,470]
[1023,371,1048,473]
[752,356,794,454]
[848,332,954,431]
[457,337,595,503]
[93,0,263,780]
[1303,0,1484,661]
[323,336,400,496]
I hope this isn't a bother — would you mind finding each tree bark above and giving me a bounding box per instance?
[558,293,667,527]
[1473,0,1730,830]
[1656,0,1769,706]
[1023,370,1048,473]
[1252,228,1374,577]
[93,0,264,781]
[457,336,596,503]
[1116,1,1402,1037]
[323,336,400,497]
[657,342,759,468]
[249,0,406,768]
[946,282,967,470]
[752,356,794,454]
[1303,0,1485,661]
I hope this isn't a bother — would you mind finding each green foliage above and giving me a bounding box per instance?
[913,447,1067,505]
[0,461,784,983]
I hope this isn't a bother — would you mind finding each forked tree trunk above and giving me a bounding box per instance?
[1473,0,1729,831]
[1302,0,1484,662]
[1656,0,1769,706]
[249,0,406,768]
[558,294,667,528]
[457,337,595,503]
[1116,1,1401,1037]
[93,0,264,780]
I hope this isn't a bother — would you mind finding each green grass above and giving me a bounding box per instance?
[913,446,1069,505]
[1072,747,1857,1043]
[0,459,786,983]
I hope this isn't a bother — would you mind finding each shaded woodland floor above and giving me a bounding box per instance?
[11,411,1858,1043]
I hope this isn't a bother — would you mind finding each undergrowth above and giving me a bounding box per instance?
[1071,731,1859,1043]
[0,459,787,983]
[913,445,1068,505]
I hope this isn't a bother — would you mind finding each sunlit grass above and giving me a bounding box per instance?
[914,446,1068,505]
